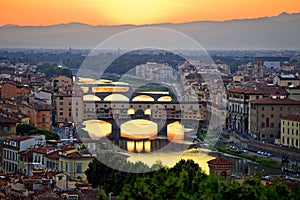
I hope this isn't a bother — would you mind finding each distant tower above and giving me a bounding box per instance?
[248,64,253,81]
[256,58,263,78]
[207,158,234,181]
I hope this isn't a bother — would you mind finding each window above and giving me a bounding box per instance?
[280,107,283,111]
[271,107,274,111]
[42,117,45,123]
[59,112,63,116]
[266,118,270,127]
[261,122,265,128]
[67,195,78,200]
[261,114,265,118]
[3,126,8,134]
[65,163,68,172]
[60,96,63,100]
[271,114,274,118]
[76,163,82,173]
[271,123,274,128]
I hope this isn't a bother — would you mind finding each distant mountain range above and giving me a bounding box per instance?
[1,12,300,50]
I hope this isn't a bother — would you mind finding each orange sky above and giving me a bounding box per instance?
[1,0,300,26]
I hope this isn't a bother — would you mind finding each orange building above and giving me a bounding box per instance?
[0,82,31,99]
[207,157,234,181]
[19,103,51,130]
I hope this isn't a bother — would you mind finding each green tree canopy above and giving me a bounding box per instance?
[29,129,60,140]
[16,123,37,135]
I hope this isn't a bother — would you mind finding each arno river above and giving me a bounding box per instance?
[126,149,281,176]
[82,117,281,176]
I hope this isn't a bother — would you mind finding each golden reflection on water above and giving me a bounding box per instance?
[136,141,144,153]
[81,86,89,93]
[126,140,152,152]
[92,86,129,93]
[132,95,154,101]
[144,141,151,152]
[127,149,215,174]
[127,141,135,152]
[83,120,112,139]
[157,96,172,102]
[167,122,184,143]
[104,94,129,101]
[121,119,157,140]
[83,94,101,101]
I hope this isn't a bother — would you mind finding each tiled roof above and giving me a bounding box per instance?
[45,150,59,159]
[284,115,300,122]
[250,97,300,105]
[227,85,288,95]
[0,115,20,124]
[8,136,32,142]
[207,157,233,165]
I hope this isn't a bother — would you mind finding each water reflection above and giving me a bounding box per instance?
[121,119,158,140]
[82,120,112,139]
[209,152,281,176]
[127,149,214,174]
[167,122,184,143]
[92,86,129,93]
[132,95,154,101]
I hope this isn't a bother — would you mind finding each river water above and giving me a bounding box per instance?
[126,149,282,176]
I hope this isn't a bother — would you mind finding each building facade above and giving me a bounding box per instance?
[2,136,44,173]
[280,115,300,149]
[249,96,300,141]
[227,85,288,134]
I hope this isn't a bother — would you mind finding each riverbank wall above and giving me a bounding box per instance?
[231,133,300,161]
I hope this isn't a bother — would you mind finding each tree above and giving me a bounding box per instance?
[16,124,37,135]
[98,187,108,200]
[29,129,60,140]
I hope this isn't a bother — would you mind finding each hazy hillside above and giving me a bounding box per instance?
[0,12,300,50]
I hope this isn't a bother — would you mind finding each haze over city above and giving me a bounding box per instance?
[1,1,300,199]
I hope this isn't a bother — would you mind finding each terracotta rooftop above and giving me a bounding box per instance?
[207,157,233,165]
[227,85,288,96]
[284,115,300,122]
[0,115,20,124]
[45,150,59,159]
[250,97,300,105]
[8,136,33,142]
[59,151,92,159]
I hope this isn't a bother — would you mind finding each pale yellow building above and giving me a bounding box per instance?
[58,146,93,181]
[280,115,300,149]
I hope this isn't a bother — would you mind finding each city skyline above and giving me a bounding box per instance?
[1,0,300,26]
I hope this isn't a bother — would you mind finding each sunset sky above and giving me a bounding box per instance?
[1,0,300,26]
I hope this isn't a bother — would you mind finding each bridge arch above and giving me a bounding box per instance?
[82,120,112,139]
[83,94,101,102]
[157,96,172,102]
[104,94,129,101]
[132,95,154,102]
